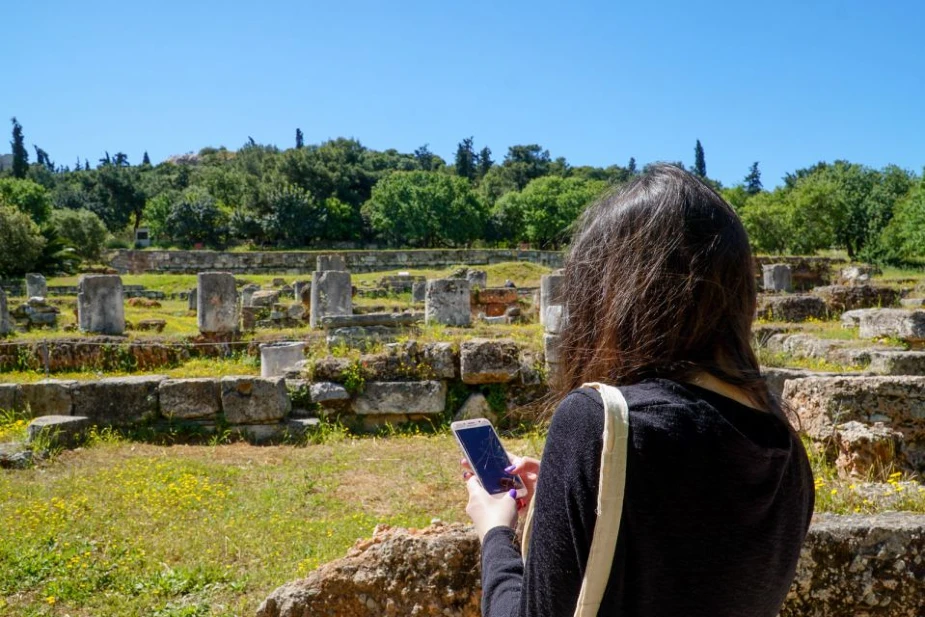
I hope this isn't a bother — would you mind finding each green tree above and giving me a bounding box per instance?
[413,144,437,171]
[93,164,148,232]
[739,190,791,254]
[744,162,762,195]
[33,145,54,172]
[503,144,551,190]
[0,177,53,223]
[142,151,151,166]
[693,140,706,178]
[50,208,110,262]
[493,176,607,249]
[364,171,486,247]
[10,117,28,179]
[163,189,230,249]
[627,157,637,175]
[0,204,46,275]
[295,128,304,149]
[721,185,750,211]
[455,137,476,181]
[477,146,493,179]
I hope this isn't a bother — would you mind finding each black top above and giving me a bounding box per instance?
[480,379,815,617]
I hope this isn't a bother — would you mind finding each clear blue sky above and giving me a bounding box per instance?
[4,0,925,188]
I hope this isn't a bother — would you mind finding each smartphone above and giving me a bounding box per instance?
[452,418,527,498]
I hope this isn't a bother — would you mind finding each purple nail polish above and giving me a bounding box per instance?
[508,489,517,498]
[504,465,515,473]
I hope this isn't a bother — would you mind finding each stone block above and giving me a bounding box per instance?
[756,295,828,322]
[286,417,321,435]
[422,342,457,379]
[77,275,125,335]
[425,279,471,327]
[26,415,90,448]
[901,297,925,309]
[0,383,24,412]
[813,284,899,312]
[460,339,521,384]
[221,376,291,424]
[187,288,197,311]
[465,269,487,289]
[197,272,238,334]
[241,284,262,307]
[320,312,422,329]
[544,305,565,334]
[20,380,76,417]
[833,421,904,481]
[454,393,498,424]
[159,378,221,420]
[352,381,447,415]
[858,309,925,343]
[539,274,565,327]
[25,273,47,299]
[310,271,353,329]
[72,375,164,426]
[543,333,563,365]
[0,288,10,335]
[326,326,398,351]
[762,264,792,292]
[783,376,925,470]
[411,281,426,303]
[251,290,280,308]
[868,351,925,376]
[836,264,877,286]
[293,280,312,306]
[309,382,350,404]
[317,254,347,271]
[840,308,878,328]
[474,288,518,305]
[761,367,841,401]
[260,342,305,378]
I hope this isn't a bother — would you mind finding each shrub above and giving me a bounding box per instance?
[0,205,46,275]
[50,208,110,262]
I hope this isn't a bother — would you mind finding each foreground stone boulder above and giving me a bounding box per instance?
[72,375,164,426]
[460,338,521,384]
[256,523,480,617]
[858,309,925,343]
[258,515,925,617]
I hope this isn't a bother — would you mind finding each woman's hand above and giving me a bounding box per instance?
[506,455,541,511]
[464,473,519,543]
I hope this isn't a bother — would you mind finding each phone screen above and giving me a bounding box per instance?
[456,425,524,495]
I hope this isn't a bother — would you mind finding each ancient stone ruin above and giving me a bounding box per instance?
[77,274,125,335]
[425,278,471,327]
[197,271,238,334]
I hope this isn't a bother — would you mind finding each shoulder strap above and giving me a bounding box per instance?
[520,382,630,617]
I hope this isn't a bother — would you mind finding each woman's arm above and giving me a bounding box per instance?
[479,389,605,617]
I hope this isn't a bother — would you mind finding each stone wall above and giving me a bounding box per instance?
[108,249,564,275]
[256,513,925,617]
[4,339,548,436]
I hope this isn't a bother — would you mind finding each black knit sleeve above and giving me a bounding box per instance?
[480,389,605,617]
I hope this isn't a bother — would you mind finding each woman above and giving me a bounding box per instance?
[463,164,815,617]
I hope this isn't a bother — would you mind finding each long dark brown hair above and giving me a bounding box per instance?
[557,164,783,420]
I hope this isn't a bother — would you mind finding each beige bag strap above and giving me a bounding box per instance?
[521,382,630,617]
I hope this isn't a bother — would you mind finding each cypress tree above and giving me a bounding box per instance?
[477,146,493,179]
[627,157,637,175]
[142,151,151,165]
[454,137,476,181]
[10,117,28,179]
[693,140,706,177]
[295,128,304,149]
[744,162,762,195]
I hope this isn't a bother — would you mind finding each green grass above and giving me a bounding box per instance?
[0,356,261,384]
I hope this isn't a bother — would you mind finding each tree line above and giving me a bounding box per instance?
[1,117,924,276]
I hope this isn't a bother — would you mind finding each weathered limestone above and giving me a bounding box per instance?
[197,272,238,334]
[423,342,457,379]
[465,269,488,289]
[454,393,497,424]
[352,381,447,415]
[71,375,164,426]
[240,284,261,307]
[20,380,77,417]
[25,273,47,299]
[762,332,900,367]
[813,284,899,312]
[316,254,347,272]
[761,367,843,401]
[260,342,305,378]
[833,421,904,480]
[26,415,90,448]
[837,264,877,286]
[309,382,350,405]
[783,376,925,470]
[472,288,519,317]
[11,296,60,328]
[293,280,311,306]
[310,271,353,329]
[841,308,878,328]
[901,297,925,309]
[858,309,925,343]
[544,304,565,334]
[159,379,222,420]
[411,281,426,303]
[258,515,925,617]
[326,326,398,351]
[220,376,291,424]
[756,295,828,322]
[250,290,280,308]
[460,339,521,384]
[539,274,565,327]
[0,383,23,412]
[320,313,422,329]
[0,288,11,335]
[868,351,925,376]
[425,279,470,327]
[77,275,125,335]
[187,287,197,311]
[762,264,792,292]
